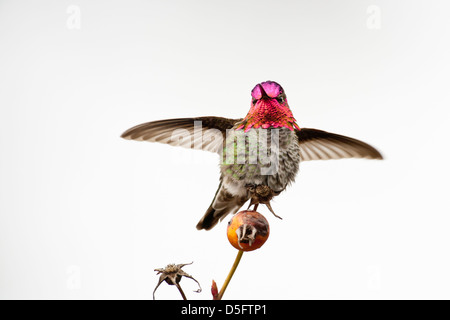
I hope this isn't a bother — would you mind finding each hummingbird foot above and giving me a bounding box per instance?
[246,184,281,218]
[247,198,259,211]
[235,223,257,249]
[246,184,275,203]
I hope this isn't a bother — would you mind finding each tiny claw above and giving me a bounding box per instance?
[247,198,256,210]
[266,202,282,220]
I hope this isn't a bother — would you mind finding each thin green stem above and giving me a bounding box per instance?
[218,250,244,300]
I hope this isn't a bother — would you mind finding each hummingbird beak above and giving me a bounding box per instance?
[258,84,269,99]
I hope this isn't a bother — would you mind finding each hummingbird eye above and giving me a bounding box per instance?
[276,96,284,103]
[252,98,258,105]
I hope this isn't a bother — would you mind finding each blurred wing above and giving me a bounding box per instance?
[296,128,383,161]
[121,117,241,153]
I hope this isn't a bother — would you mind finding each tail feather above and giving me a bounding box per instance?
[196,182,248,230]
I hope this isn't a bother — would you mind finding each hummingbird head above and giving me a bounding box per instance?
[237,81,300,132]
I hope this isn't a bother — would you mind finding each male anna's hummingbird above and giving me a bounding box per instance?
[121,81,382,230]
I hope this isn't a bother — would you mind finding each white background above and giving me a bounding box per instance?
[1,0,449,299]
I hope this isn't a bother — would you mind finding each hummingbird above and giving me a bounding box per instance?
[121,81,382,230]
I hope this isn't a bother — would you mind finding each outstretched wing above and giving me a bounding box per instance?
[296,128,383,161]
[121,117,241,153]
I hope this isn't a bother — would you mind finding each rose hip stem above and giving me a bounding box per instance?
[217,250,244,300]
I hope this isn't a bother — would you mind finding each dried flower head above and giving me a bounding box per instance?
[153,262,201,300]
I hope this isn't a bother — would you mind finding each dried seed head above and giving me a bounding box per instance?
[153,262,201,300]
